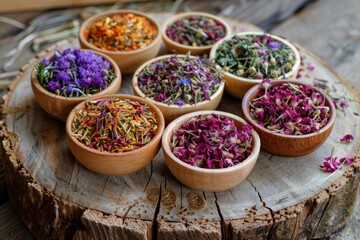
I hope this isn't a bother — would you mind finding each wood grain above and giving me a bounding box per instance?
[1,13,360,240]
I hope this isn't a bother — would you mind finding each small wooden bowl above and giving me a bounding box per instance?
[132,54,225,124]
[210,31,301,99]
[66,94,165,175]
[242,80,336,157]
[31,50,121,121]
[78,9,161,74]
[162,12,231,55]
[162,110,260,192]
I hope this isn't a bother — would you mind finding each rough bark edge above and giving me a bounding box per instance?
[157,214,222,240]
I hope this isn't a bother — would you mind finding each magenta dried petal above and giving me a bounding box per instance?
[307,65,315,71]
[320,156,340,173]
[340,134,354,143]
[339,155,355,165]
[170,114,253,169]
[250,82,330,135]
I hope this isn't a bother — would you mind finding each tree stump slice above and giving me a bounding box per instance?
[1,14,360,240]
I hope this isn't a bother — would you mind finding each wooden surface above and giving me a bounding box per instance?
[0,0,360,239]
[1,11,360,240]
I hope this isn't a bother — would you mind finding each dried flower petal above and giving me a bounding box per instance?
[307,65,315,71]
[320,155,340,173]
[340,134,354,143]
[339,155,355,165]
[171,114,253,169]
[249,80,331,135]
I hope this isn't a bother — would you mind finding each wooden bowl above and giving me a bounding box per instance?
[162,12,231,55]
[242,80,336,157]
[31,50,121,121]
[132,54,225,124]
[162,110,260,192]
[66,94,165,175]
[210,31,301,99]
[78,9,161,74]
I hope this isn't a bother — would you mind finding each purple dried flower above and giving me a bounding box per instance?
[39,58,50,66]
[154,93,166,102]
[268,41,282,50]
[177,78,190,85]
[35,48,116,97]
[171,114,253,169]
[56,70,72,83]
[340,134,354,143]
[175,100,185,107]
[47,81,61,92]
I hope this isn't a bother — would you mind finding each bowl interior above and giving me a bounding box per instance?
[209,31,301,82]
[66,94,165,156]
[242,80,336,139]
[132,54,225,109]
[162,110,260,173]
[79,9,161,55]
[32,49,121,100]
[162,12,232,51]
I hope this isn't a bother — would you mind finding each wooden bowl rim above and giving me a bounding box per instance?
[162,110,260,173]
[241,79,336,139]
[209,31,301,83]
[31,49,121,101]
[132,54,225,109]
[78,9,161,55]
[66,94,165,157]
[161,11,232,52]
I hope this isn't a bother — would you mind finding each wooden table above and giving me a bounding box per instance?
[2,0,358,238]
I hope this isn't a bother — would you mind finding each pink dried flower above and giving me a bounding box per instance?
[340,134,354,143]
[339,155,355,165]
[171,114,253,169]
[340,99,348,109]
[249,80,331,135]
[258,49,268,56]
[320,156,340,173]
[320,146,356,174]
[307,65,315,71]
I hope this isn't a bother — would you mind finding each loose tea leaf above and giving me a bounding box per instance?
[171,114,253,169]
[166,15,226,46]
[71,97,158,153]
[136,54,222,106]
[84,13,157,51]
[215,34,296,79]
